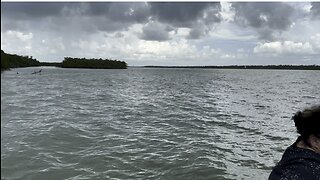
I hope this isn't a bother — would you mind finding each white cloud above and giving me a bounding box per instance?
[237,48,244,53]
[125,39,221,63]
[310,33,320,51]
[220,2,235,22]
[1,30,33,55]
[175,28,191,38]
[221,54,236,59]
[209,21,257,41]
[254,41,315,55]
[6,30,33,41]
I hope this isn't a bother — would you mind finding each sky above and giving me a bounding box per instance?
[1,2,320,66]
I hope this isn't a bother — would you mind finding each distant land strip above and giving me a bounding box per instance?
[144,65,320,70]
[1,50,127,70]
[2,50,318,71]
[1,50,40,70]
[60,57,127,69]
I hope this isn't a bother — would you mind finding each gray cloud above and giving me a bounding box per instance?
[82,3,150,23]
[231,2,294,40]
[203,6,222,26]
[1,2,82,20]
[149,2,220,27]
[140,22,172,41]
[1,2,150,33]
[149,2,221,39]
[1,2,149,22]
[1,2,222,40]
[311,2,320,19]
[188,23,208,39]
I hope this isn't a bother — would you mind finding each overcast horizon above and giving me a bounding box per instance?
[1,2,320,66]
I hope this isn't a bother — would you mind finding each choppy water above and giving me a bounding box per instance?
[1,67,320,180]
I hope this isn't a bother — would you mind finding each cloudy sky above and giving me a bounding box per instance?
[1,2,320,66]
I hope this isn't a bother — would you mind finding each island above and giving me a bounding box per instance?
[1,50,40,71]
[60,57,127,69]
[1,50,127,71]
[2,49,319,71]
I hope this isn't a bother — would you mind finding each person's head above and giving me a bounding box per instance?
[293,105,320,147]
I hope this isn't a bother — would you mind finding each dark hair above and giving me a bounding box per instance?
[293,105,320,146]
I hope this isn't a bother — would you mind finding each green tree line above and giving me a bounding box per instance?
[61,57,127,69]
[1,50,40,70]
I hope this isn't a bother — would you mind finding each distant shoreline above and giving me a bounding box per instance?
[143,65,320,70]
[1,49,127,70]
[2,48,319,71]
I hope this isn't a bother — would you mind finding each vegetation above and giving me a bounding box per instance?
[1,50,40,70]
[1,50,127,70]
[4,48,317,71]
[61,57,127,69]
[144,65,320,70]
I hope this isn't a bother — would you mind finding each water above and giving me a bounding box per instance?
[1,67,320,180]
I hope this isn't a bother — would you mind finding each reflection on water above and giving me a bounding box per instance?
[1,67,320,179]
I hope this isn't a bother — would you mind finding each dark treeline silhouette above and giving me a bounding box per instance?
[144,65,320,70]
[61,57,127,69]
[1,50,127,70]
[1,50,40,70]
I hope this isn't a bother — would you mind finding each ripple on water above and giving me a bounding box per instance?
[1,68,320,179]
